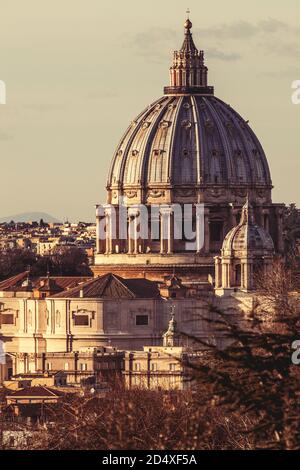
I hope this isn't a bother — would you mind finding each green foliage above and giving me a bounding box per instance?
[0,247,92,280]
[282,203,300,268]
[27,389,254,450]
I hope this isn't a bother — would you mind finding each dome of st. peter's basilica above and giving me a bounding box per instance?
[93,17,284,287]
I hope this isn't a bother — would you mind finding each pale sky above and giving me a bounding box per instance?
[0,0,300,221]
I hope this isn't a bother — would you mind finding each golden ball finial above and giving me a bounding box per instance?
[184,18,192,30]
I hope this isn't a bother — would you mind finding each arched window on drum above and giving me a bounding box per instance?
[149,150,163,183]
[125,150,140,184]
[211,155,222,183]
[181,149,193,183]
[112,151,123,184]
[255,156,265,182]
[236,156,247,182]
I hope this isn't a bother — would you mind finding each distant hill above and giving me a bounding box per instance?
[0,212,61,223]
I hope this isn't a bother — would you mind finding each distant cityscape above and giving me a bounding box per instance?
[0,218,96,262]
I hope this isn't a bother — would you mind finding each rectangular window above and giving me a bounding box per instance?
[74,315,89,326]
[47,362,52,371]
[64,363,69,371]
[134,363,140,371]
[170,376,177,385]
[80,363,87,371]
[210,221,223,243]
[169,363,176,371]
[132,376,138,386]
[135,315,149,326]
[1,314,14,325]
[151,363,158,371]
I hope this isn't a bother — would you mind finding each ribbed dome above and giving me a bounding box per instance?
[222,199,274,255]
[94,18,283,286]
[108,94,272,189]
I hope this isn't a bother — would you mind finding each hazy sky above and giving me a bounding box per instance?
[0,0,300,221]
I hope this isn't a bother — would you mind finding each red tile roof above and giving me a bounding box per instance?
[7,386,65,398]
[51,273,161,299]
[0,271,91,293]
[0,271,29,290]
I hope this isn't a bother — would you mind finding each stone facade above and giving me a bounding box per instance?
[0,297,221,376]
[0,273,232,379]
[124,347,191,391]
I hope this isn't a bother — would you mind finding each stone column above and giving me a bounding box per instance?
[241,262,245,289]
[135,218,139,254]
[214,256,222,288]
[133,213,139,254]
[160,208,174,254]
[169,212,174,254]
[105,213,111,254]
[227,262,231,288]
[160,210,166,254]
[204,207,210,254]
[105,207,114,254]
[221,259,231,288]
[167,210,174,254]
[128,214,135,254]
[95,205,106,254]
[128,208,142,254]
[241,258,253,291]
[196,205,205,253]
